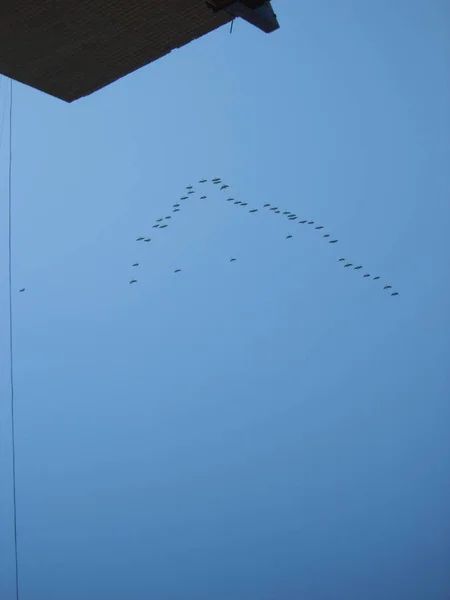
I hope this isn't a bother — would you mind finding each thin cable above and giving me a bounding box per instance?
[0,78,8,151]
[8,77,20,600]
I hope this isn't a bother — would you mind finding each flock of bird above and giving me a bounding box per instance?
[129,177,399,297]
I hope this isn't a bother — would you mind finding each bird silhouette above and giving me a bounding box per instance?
[19,288,25,292]
[136,237,144,241]
[128,179,396,300]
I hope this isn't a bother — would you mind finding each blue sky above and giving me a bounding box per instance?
[1,1,449,598]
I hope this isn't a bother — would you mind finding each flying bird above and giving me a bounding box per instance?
[391,292,399,296]
[174,269,182,273]
[263,203,270,208]
[160,224,168,229]
[173,203,180,207]
[338,258,346,262]
[307,221,314,225]
[156,218,163,222]
[200,196,207,199]
[144,238,151,242]
[129,280,137,284]
[329,240,338,244]
[212,177,221,181]
[323,234,330,238]
[286,234,293,239]
[344,263,353,268]
[234,200,241,205]
[384,285,392,290]
[354,266,363,270]
[220,184,229,190]
[136,237,145,241]
[152,224,159,228]
[249,209,258,213]
[19,288,25,292]
[173,209,180,212]
[288,216,297,220]
[363,273,370,278]
[230,258,237,262]
[186,185,193,189]
[299,220,307,224]
[199,179,207,183]
[283,211,290,215]
[241,202,248,206]
[315,226,324,230]
[165,216,172,219]
[132,263,139,267]
[275,210,281,214]
[373,276,380,280]
[213,181,221,185]
[188,190,195,194]
[180,196,188,200]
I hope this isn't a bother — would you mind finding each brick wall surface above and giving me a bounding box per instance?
[0,0,230,101]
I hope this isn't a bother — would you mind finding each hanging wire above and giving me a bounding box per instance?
[0,77,9,151]
[7,76,20,600]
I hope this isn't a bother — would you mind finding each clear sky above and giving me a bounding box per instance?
[0,1,449,599]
